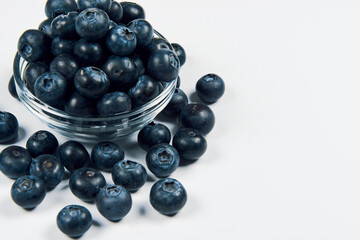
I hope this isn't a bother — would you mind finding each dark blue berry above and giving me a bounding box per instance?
[147,49,180,82]
[58,141,91,172]
[29,154,64,189]
[45,0,78,19]
[120,2,145,24]
[57,205,92,238]
[38,19,54,38]
[171,43,186,66]
[127,19,153,48]
[172,128,207,161]
[137,122,171,151]
[0,112,18,144]
[51,37,75,56]
[97,91,132,116]
[73,38,104,66]
[91,141,125,172]
[176,76,181,88]
[102,55,138,91]
[96,184,132,221]
[51,12,79,39]
[106,25,137,56]
[108,1,123,23]
[23,62,48,94]
[18,29,51,62]
[50,54,79,82]
[149,178,187,215]
[65,91,97,116]
[178,103,215,135]
[196,73,225,103]
[69,167,106,202]
[0,146,31,179]
[8,76,19,100]
[143,38,172,59]
[34,72,68,108]
[11,175,46,209]
[128,75,161,107]
[112,160,147,192]
[74,66,110,99]
[75,8,110,41]
[26,130,59,157]
[129,53,145,75]
[146,143,179,178]
[77,0,112,12]
[162,88,188,118]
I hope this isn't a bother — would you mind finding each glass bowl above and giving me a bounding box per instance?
[13,32,177,142]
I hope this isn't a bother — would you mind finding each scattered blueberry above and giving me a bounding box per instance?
[8,76,19,100]
[91,141,125,172]
[120,2,145,24]
[171,43,186,66]
[137,122,171,151]
[178,103,215,135]
[11,175,46,209]
[26,130,58,158]
[106,25,137,56]
[172,128,207,161]
[0,146,32,179]
[97,91,132,116]
[146,143,179,178]
[45,0,78,19]
[17,29,51,62]
[147,49,180,82]
[76,8,110,41]
[0,112,19,144]
[161,88,188,118]
[74,66,110,99]
[196,73,225,103]
[50,54,79,82]
[112,160,147,192]
[23,62,48,94]
[58,141,91,172]
[57,205,92,238]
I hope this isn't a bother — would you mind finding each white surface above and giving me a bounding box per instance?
[1,0,360,239]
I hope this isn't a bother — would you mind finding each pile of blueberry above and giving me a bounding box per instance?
[3,0,225,238]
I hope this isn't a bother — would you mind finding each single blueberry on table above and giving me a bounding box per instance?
[91,141,125,172]
[146,143,179,178]
[196,73,225,103]
[161,88,188,118]
[137,122,171,151]
[45,0,78,19]
[0,112,18,144]
[75,8,110,41]
[108,1,123,23]
[128,75,161,108]
[178,103,215,135]
[23,62,48,94]
[57,205,92,238]
[38,19,54,38]
[147,49,180,82]
[96,184,132,221]
[34,72,68,108]
[51,12,79,39]
[127,19,153,48]
[74,66,110,99]
[171,43,186,66]
[69,167,106,202]
[77,0,112,12]
[149,178,187,216]
[26,130,58,158]
[97,91,132,116]
[11,175,46,209]
[58,141,91,172]
[120,2,145,24]
[50,54,79,82]
[73,38,104,67]
[106,25,137,56]
[112,160,147,192]
[17,29,51,62]
[172,128,207,161]
[65,91,97,117]
[29,154,65,190]
[8,75,19,100]
[51,37,75,56]
[0,146,32,179]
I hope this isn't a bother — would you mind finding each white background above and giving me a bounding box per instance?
[1,0,360,239]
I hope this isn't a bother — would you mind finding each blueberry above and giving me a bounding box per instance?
[51,12,79,39]
[91,141,125,172]
[129,53,145,75]
[161,88,188,118]
[17,29,51,62]
[102,55,138,92]
[57,205,92,238]
[149,178,187,216]
[106,25,137,56]
[29,154,64,190]
[108,1,123,23]
[196,73,225,103]
[0,146,31,179]
[128,75,161,107]
[146,143,179,178]
[34,72,68,108]
[26,130,59,158]
[11,175,46,209]
[69,167,106,202]
[176,76,181,88]
[0,112,19,144]
[65,91,97,116]
[147,49,180,82]
[51,37,75,56]
[77,0,112,12]
[127,19,153,48]
[8,75,19,100]
[45,0,78,19]
[95,184,132,221]
[73,38,104,66]
[97,91,132,116]
[171,43,186,66]
[120,2,145,24]
[138,122,171,151]
[178,103,215,135]
[50,54,79,82]
[23,62,48,94]
[38,19,54,38]
[58,141,91,172]
[75,8,110,41]
[143,37,172,59]
[112,160,147,192]
[74,66,110,99]
[172,128,207,161]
